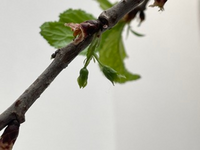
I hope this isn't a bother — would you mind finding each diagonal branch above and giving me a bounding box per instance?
[0,0,145,131]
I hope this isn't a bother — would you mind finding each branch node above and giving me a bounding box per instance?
[51,49,60,59]
[65,20,100,45]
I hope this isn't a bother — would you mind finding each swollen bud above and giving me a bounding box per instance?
[102,65,125,85]
[77,68,89,88]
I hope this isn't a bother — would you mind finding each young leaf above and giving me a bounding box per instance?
[40,9,96,49]
[59,9,96,23]
[40,22,73,49]
[95,0,113,10]
[98,21,140,83]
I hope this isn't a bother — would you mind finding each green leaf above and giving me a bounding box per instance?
[59,9,96,23]
[40,9,96,49]
[40,22,73,49]
[98,22,140,83]
[95,0,113,10]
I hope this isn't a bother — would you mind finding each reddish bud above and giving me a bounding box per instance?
[65,20,100,45]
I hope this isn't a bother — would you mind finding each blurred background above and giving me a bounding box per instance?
[0,0,200,150]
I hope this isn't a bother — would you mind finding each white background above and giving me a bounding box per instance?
[0,0,200,150]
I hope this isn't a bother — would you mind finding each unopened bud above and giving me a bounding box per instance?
[102,66,125,85]
[77,68,89,88]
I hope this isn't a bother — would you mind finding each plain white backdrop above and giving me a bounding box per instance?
[0,0,200,150]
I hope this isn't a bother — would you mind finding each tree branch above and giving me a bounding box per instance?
[0,36,94,130]
[0,0,145,132]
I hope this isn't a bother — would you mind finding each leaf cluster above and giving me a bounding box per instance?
[40,0,142,87]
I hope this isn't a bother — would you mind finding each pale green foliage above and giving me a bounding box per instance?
[40,9,96,49]
[40,22,73,49]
